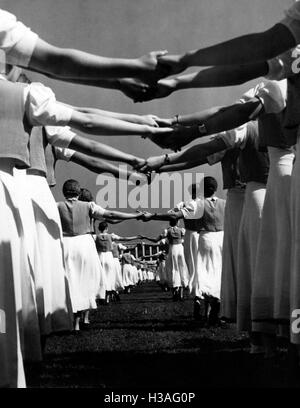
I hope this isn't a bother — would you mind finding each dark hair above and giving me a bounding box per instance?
[79,188,94,202]
[169,218,178,227]
[204,176,218,198]
[98,221,108,232]
[62,179,81,198]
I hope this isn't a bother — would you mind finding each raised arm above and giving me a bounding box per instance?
[68,108,173,137]
[141,251,162,260]
[141,235,163,243]
[114,235,142,241]
[27,69,151,101]
[69,151,147,183]
[71,106,160,127]
[29,39,169,83]
[68,134,145,167]
[136,62,269,102]
[102,208,143,220]
[147,98,263,151]
[138,135,230,173]
[158,24,295,76]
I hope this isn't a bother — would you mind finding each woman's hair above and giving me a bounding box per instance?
[79,188,94,202]
[169,218,178,227]
[62,179,81,198]
[204,176,218,198]
[98,221,108,232]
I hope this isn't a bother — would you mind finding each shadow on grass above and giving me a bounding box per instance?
[26,348,299,389]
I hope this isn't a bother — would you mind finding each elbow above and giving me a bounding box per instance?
[88,141,98,155]
[82,113,96,130]
[88,158,101,172]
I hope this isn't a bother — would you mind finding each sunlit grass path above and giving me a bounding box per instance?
[26,282,299,388]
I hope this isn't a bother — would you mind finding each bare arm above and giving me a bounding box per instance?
[159,159,207,172]
[68,108,173,137]
[69,152,147,183]
[148,98,262,151]
[136,62,269,102]
[29,38,168,83]
[141,235,163,243]
[102,209,143,220]
[158,24,295,75]
[71,106,159,127]
[138,137,227,172]
[68,134,143,166]
[114,235,142,241]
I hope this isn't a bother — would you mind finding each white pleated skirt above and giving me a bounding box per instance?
[123,264,134,286]
[290,139,300,344]
[0,169,41,388]
[63,234,100,313]
[25,174,73,334]
[165,243,189,288]
[236,182,266,332]
[158,260,167,284]
[142,270,148,281]
[113,258,124,291]
[183,230,199,280]
[99,251,116,292]
[194,230,224,300]
[132,265,138,285]
[220,187,245,320]
[252,148,294,330]
[138,270,144,282]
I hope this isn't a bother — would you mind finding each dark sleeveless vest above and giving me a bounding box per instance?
[27,126,48,176]
[197,199,226,232]
[122,253,133,264]
[95,233,113,253]
[166,226,184,245]
[0,80,32,168]
[221,121,269,189]
[57,200,93,236]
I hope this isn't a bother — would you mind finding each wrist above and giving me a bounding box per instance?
[171,114,180,126]
[181,51,193,67]
[197,123,208,137]
[128,155,137,166]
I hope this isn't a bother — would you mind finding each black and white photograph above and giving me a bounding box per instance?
[1,0,300,397]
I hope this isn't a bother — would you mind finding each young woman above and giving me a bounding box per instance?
[191,177,225,326]
[121,249,135,294]
[95,221,141,303]
[0,9,168,87]
[57,180,144,331]
[162,219,189,302]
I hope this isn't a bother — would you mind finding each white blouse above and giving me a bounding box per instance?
[23,82,73,127]
[0,9,39,67]
[54,146,75,162]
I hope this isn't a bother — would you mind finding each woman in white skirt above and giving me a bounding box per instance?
[249,103,294,357]
[122,249,135,293]
[95,222,141,303]
[163,220,189,301]
[58,180,143,330]
[235,123,269,351]
[191,177,226,325]
[111,242,126,296]
[0,78,46,387]
[290,137,300,352]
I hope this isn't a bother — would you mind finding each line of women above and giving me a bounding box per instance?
[2,2,300,387]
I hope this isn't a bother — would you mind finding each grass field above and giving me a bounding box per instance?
[26,282,300,388]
